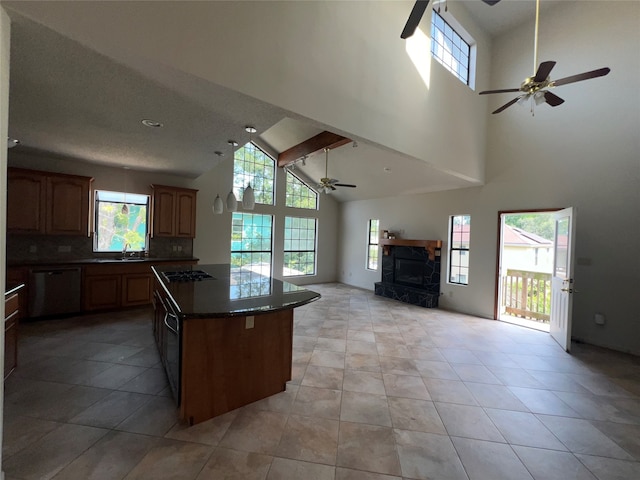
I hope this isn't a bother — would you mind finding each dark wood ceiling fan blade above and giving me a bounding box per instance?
[334,184,357,188]
[533,61,556,82]
[552,67,611,87]
[544,91,565,107]
[492,97,520,114]
[401,1,430,39]
[481,0,502,5]
[479,88,521,95]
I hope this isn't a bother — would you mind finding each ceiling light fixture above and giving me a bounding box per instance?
[242,127,256,211]
[212,194,224,214]
[7,137,20,149]
[226,140,239,212]
[141,119,163,128]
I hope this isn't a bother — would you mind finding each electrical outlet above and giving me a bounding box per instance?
[245,316,255,329]
[177,245,183,251]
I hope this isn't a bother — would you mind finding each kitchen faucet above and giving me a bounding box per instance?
[122,242,130,259]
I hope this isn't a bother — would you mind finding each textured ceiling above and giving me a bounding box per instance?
[5,1,549,201]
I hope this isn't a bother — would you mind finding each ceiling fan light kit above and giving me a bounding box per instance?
[479,0,610,115]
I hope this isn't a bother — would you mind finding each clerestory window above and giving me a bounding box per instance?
[431,10,472,86]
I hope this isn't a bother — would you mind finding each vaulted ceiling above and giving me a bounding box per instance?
[4,1,561,201]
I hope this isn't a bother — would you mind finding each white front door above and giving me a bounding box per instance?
[550,207,576,352]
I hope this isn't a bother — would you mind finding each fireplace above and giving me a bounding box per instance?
[394,258,427,289]
[374,239,442,308]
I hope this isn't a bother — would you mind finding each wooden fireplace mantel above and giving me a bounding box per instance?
[379,239,442,261]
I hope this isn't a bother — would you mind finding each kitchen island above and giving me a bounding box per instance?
[152,264,320,425]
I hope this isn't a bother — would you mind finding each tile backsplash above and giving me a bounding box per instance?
[7,234,193,264]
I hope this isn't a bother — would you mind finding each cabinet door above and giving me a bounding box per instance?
[46,175,91,235]
[122,274,153,307]
[7,170,47,234]
[175,190,197,237]
[84,275,121,310]
[153,189,176,237]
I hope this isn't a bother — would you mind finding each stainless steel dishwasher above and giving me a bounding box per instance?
[29,267,82,317]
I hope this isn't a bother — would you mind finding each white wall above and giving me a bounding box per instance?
[192,157,340,285]
[4,1,491,184]
[1,5,11,474]
[339,1,640,355]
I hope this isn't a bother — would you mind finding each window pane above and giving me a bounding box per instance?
[94,190,149,252]
[448,214,470,285]
[233,142,275,206]
[283,216,317,277]
[366,219,380,270]
[286,170,318,209]
[431,10,471,86]
[230,213,273,275]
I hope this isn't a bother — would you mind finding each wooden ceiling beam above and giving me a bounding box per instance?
[277,131,352,168]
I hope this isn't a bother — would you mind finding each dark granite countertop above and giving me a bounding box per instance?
[152,264,320,318]
[8,257,198,267]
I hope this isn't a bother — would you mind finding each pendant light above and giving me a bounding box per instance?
[212,151,225,215]
[226,140,239,212]
[242,126,257,210]
[212,194,224,214]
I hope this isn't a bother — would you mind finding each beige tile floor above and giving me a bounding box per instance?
[3,282,640,480]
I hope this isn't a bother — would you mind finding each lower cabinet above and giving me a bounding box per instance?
[5,286,23,380]
[122,274,154,307]
[84,275,122,310]
[83,261,194,311]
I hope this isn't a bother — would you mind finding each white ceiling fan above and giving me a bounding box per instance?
[479,0,610,114]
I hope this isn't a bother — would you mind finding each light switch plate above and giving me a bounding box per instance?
[245,316,255,329]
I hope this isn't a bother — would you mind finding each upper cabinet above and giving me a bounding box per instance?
[151,184,198,238]
[7,168,93,236]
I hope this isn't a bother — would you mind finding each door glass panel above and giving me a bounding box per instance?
[554,217,569,279]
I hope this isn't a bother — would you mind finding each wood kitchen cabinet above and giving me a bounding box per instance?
[151,185,198,238]
[83,260,196,311]
[84,274,122,310]
[7,168,93,236]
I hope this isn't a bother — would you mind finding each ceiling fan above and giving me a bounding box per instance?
[479,0,610,114]
[317,148,356,194]
[401,0,501,39]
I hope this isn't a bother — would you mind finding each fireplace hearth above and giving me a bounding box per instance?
[374,239,442,308]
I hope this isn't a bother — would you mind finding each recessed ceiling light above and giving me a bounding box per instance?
[214,151,224,157]
[141,119,163,128]
[384,167,392,173]
[7,137,20,148]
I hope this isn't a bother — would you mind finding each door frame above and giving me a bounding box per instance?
[493,208,560,321]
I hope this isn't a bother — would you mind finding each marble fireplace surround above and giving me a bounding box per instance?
[374,239,442,308]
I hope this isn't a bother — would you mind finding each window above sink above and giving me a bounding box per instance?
[93,190,150,253]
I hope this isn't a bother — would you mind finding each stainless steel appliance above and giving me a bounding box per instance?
[155,292,180,402]
[28,267,82,317]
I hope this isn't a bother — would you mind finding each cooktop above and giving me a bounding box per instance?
[162,270,214,283]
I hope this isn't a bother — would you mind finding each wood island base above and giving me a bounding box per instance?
[180,310,293,425]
